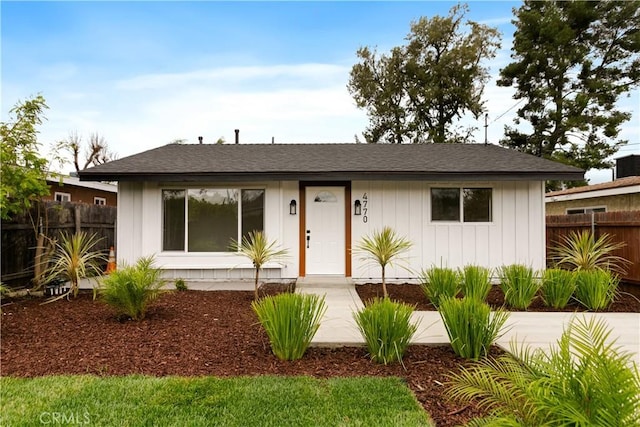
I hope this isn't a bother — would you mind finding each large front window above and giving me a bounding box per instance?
[162,188,264,252]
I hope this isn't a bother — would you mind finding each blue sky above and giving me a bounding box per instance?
[2,1,638,183]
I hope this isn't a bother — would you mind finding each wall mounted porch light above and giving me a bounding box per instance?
[289,199,297,215]
[354,200,362,215]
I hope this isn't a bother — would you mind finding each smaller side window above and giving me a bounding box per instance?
[431,188,460,221]
[566,207,606,215]
[94,197,106,205]
[54,192,71,202]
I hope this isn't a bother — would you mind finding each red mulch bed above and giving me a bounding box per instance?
[356,282,640,312]
[1,286,493,427]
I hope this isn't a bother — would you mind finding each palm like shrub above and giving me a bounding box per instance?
[438,297,509,360]
[419,267,460,308]
[230,231,288,300]
[252,293,326,361]
[498,264,540,310]
[552,230,629,274]
[447,317,640,426]
[541,268,577,309]
[354,298,419,365]
[44,232,106,298]
[574,269,619,311]
[354,227,413,298]
[460,265,492,302]
[99,256,165,320]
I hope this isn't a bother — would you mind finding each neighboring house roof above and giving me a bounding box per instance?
[79,143,584,182]
[47,175,118,192]
[545,176,640,202]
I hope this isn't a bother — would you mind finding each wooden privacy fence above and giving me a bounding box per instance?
[546,210,640,284]
[1,201,116,285]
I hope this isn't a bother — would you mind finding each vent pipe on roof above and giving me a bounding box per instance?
[235,129,239,144]
[484,114,488,145]
[198,136,203,144]
[271,136,274,144]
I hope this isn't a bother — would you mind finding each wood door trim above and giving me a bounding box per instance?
[298,182,352,277]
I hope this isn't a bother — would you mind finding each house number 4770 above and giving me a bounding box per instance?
[362,193,368,223]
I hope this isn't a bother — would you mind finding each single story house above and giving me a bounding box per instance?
[545,154,640,216]
[545,176,640,215]
[79,143,583,282]
[45,175,118,206]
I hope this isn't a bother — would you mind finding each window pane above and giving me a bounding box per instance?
[241,189,264,239]
[432,188,460,221]
[188,189,238,252]
[463,188,492,222]
[162,190,185,251]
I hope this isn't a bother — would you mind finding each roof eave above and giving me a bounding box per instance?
[79,170,585,183]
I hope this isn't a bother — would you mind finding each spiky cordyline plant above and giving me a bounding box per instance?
[447,316,640,426]
[354,226,413,298]
[551,230,629,275]
[230,230,289,300]
[43,231,106,299]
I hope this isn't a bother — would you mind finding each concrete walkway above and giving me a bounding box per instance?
[297,280,640,365]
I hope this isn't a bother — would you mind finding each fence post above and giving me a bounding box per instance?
[74,204,81,234]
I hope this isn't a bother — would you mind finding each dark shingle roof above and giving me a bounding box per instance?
[79,143,584,182]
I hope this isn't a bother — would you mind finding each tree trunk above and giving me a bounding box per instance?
[382,266,388,298]
[254,267,260,300]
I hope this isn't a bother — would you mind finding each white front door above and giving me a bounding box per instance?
[305,186,345,275]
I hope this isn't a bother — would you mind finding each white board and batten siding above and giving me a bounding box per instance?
[116,181,301,281]
[350,180,546,281]
[117,179,546,281]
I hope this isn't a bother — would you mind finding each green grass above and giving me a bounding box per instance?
[0,375,433,426]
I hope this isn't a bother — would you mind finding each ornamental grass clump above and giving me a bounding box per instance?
[460,265,492,302]
[438,297,509,360]
[447,317,640,426]
[574,269,619,311]
[498,264,540,310]
[419,267,460,308]
[541,268,577,309]
[354,298,419,365]
[99,256,165,321]
[252,293,326,361]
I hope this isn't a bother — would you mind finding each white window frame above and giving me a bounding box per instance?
[430,186,493,223]
[94,197,106,205]
[566,206,606,215]
[54,192,71,202]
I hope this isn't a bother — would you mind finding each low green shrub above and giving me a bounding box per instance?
[460,265,492,301]
[574,269,619,310]
[419,267,460,308]
[354,297,419,365]
[99,256,165,321]
[438,297,509,360]
[174,278,188,291]
[252,293,326,361]
[498,264,540,310]
[541,268,576,309]
[447,316,640,426]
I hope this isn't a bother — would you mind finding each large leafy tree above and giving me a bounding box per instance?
[0,96,51,220]
[348,4,500,144]
[499,0,640,186]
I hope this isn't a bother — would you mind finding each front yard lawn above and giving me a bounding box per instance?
[0,375,432,426]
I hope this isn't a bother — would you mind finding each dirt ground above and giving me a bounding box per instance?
[1,286,494,427]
